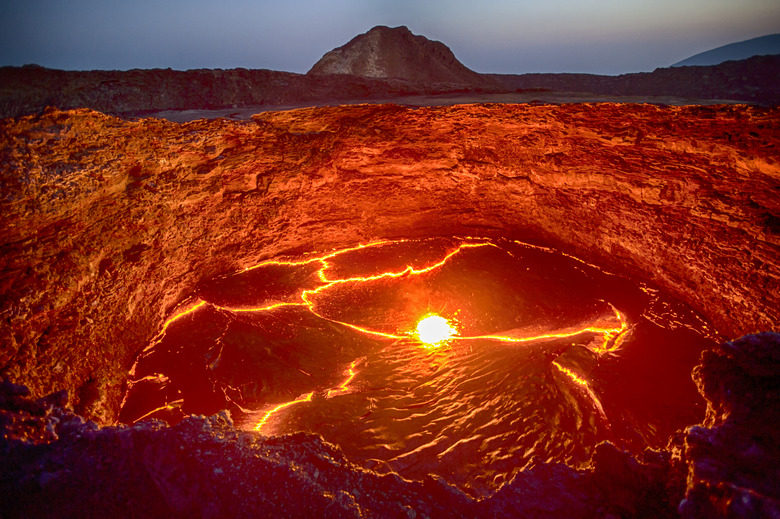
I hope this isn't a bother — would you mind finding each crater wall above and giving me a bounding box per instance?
[0,103,778,422]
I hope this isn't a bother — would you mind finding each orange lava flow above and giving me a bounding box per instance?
[456,304,628,353]
[150,238,631,431]
[552,361,608,423]
[254,392,314,431]
[326,359,360,398]
[155,240,496,344]
[131,399,184,424]
[158,300,208,334]
[255,359,361,432]
[552,362,589,387]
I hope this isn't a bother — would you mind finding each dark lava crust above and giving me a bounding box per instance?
[2,332,778,518]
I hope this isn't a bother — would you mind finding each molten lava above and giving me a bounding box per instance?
[415,314,457,346]
[120,236,717,496]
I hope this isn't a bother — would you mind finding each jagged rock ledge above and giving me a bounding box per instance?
[2,332,778,517]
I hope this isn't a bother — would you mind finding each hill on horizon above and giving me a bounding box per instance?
[1,26,779,119]
[307,25,495,88]
[672,33,780,67]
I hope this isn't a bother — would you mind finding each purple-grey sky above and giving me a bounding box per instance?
[2,0,779,75]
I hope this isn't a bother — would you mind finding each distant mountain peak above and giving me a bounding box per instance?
[673,33,780,67]
[307,25,491,86]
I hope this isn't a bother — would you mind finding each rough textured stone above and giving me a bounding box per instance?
[0,101,778,515]
[490,54,780,106]
[0,65,492,119]
[2,53,778,119]
[1,395,478,518]
[0,379,680,518]
[1,103,778,423]
[308,25,494,87]
[3,332,777,518]
[679,332,780,518]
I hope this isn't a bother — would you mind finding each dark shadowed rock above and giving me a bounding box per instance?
[680,332,780,518]
[3,333,777,517]
[1,30,779,119]
[489,54,780,106]
[672,33,780,67]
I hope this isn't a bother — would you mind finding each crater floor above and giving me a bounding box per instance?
[122,237,716,497]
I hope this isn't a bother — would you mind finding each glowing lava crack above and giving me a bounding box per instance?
[117,234,720,497]
[135,238,630,432]
[154,238,627,349]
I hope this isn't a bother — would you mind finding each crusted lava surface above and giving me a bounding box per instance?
[0,102,778,516]
[2,333,778,517]
[1,103,778,420]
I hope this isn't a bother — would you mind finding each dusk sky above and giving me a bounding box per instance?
[3,0,779,75]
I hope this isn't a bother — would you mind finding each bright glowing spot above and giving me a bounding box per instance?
[415,314,457,346]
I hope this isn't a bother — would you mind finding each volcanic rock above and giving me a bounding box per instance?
[308,25,493,87]
[679,332,780,517]
[0,64,494,120]
[1,98,779,517]
[490,54,780,106]
[3,332,778,518]
[1,47,778,119]
[0,103,778,423]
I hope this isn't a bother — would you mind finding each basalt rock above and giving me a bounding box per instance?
[2,53,778,120]
[489,54,780,106]
[678,331,780,518]
[0,65,494,120]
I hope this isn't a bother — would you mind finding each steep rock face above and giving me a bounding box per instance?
[0,103,778,424]
[0,65,489,119]
[308,25,492,87]
[679,332,780,517]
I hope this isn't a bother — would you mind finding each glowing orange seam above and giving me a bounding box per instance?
[326,359,359,398]
[147,238,630,432]
[455,305,628,350]
[552,361,608,422]
[511,238,617,274]
[276,241,497,340]
[254,392,314,431]
[159,239,626,346]
[155,241,628,350]
[457,325,618,345]
[312,316,407,340]
[241,239,400,273]
[216,302,308,313]
[256,358,362,431]
[152,241,494,343]
[315,241,493,284]
[551,362,588,386]
[131,399,184,424]
[159,300,208,334]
